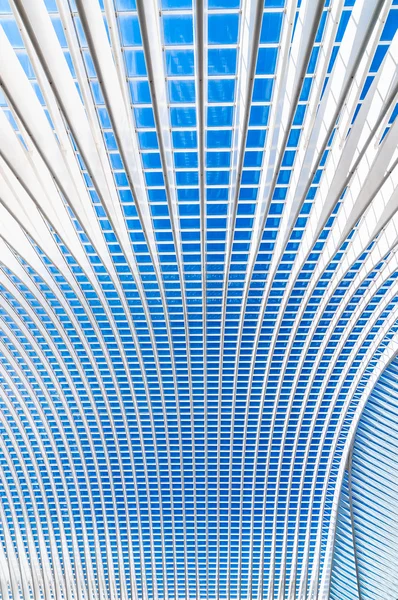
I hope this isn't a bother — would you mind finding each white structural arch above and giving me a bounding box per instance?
[0,0,397,599]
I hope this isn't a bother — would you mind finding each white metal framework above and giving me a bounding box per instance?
[0,0,397,599]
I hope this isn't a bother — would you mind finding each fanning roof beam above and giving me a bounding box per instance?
[207,1,264,595]
[0,21,114,277]
[0,0,398,597]
[248,0,324,283]
[281,0,388,243]
[319,329,398,597]
[347,453,362,600]
[193,2,208,598]
[135,1,198,596]
[13,0,151,281]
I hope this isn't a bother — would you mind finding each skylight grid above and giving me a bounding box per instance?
[0,0,398,598]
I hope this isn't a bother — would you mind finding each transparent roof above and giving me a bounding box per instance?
[0,0,397,598]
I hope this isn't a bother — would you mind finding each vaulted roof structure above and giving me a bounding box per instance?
[0,0,397,598]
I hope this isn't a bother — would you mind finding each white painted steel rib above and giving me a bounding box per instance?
[247,0,325,280]
[0,461,29,600]
[319,340,398,598]
[331,162,398,266]
[275,249,398,598]
[244,29,398,592]
[0,350,88,600]
[226,1,324,596]
[0,280,120,600]
[283,264,398,597]
[0,495,13,600]
[61,0,157,260]
[328,469,359,599]
[70,1,186,593]
[0,511,12,600]
[0,90,167,600]
[296,276,398,594]
[275,0,389,254]
[309,325,398,598]
[347,451,362,600]
[0,490,16,600]
[192,2,208,598]
[0,190,151,600]
[205,1,263,596]
[0,473,27,600]
[0,372,76,600]
[135,2,200,596]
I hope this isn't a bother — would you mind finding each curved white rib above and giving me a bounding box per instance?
[0,1,398,598]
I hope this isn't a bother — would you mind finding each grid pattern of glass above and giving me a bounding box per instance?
[330,358,398,599]
[0,0,397,598]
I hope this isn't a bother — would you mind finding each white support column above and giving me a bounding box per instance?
[134,1,194,596]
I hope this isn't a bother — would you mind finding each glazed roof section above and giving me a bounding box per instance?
[0,0,397,599]
[330,357,398,600]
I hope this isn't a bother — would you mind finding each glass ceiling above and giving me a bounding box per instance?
[0,0,397,598]
[330,357,398,599]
